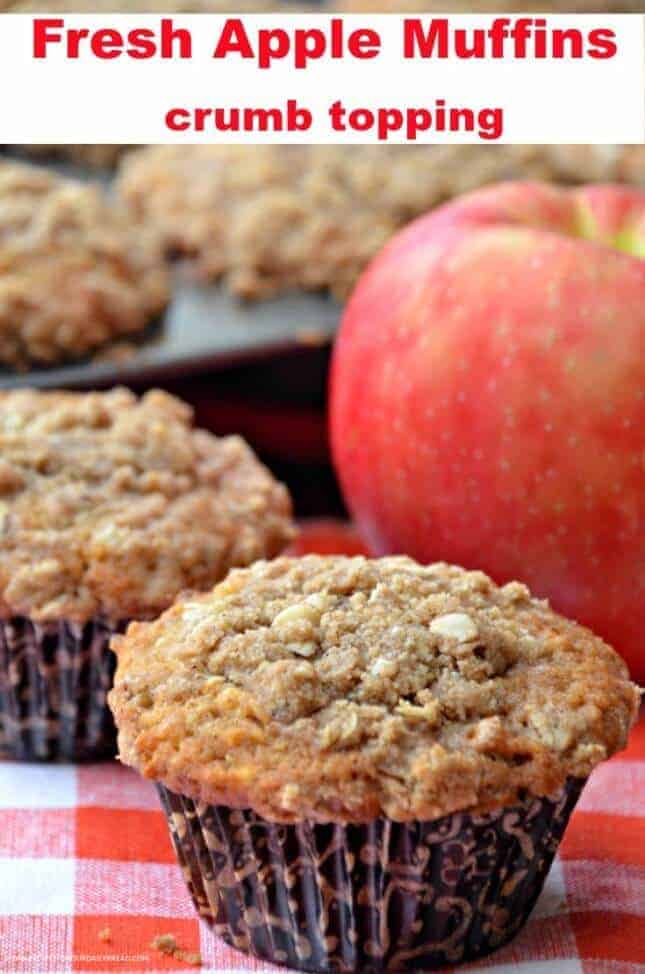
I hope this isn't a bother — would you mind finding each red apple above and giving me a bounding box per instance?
[286,519,372,557]
[330,181,645,679]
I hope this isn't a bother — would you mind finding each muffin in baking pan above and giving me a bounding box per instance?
[10,145,131,169]
[116,144,644,302]
[6,0,641,11]
[110,554,639,972]
[0,161,169,371]
[8,0,279,9]
[0,387,295,760]
[114,145,548,300]
[333,0,644,9]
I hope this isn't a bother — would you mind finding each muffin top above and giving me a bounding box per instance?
[0,161,168,369]
[0,388,294,622]
[110,555,639,823]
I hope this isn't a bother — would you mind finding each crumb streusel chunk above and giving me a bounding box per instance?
[0,161,168,369]
[0,388,294,621]
[110,555,639,823]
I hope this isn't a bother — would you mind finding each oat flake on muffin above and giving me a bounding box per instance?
[0,161,168,369]
[110,554,639,824]
[0,388,295,622]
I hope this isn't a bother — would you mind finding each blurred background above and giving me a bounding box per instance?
[1,142,643,522]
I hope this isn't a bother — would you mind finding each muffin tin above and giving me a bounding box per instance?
[0,150,340,390]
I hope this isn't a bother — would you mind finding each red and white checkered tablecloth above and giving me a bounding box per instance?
[0,714,643,974]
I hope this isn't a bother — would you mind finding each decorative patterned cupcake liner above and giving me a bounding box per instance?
[0,616,126,762]
[158,777,584,973]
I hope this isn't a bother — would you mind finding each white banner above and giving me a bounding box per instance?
[1,13,643,144]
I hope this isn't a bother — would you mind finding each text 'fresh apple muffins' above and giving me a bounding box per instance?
[0,388,294,761]
[0,161,169,370]
[109,555,639,972]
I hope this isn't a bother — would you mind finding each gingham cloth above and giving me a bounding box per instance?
[0,715,643,974]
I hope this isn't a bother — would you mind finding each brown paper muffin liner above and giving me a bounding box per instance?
[158,777,584,972]
[0,616,126,762]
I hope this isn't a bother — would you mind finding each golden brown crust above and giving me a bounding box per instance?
[0,161,168,369]
[110,555,640,823]
[0,388,294,622]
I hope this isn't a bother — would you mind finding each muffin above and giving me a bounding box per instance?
[115,145,553,301]
[9,0,290,8]
[116,145,643,302]
[333,0,643,9]
[8,145,132,169]
[110,555,639,972]
[0,161,168,370]
[0,388,294,761]
[545,144,645,185]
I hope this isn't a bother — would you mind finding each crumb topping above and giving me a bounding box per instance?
[110,555,639,823]
[150,933,201,966]
[0,161,168,369]
[0,388,294,622]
